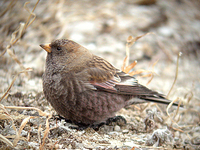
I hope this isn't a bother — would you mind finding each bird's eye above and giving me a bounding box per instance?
[57,47,62,50]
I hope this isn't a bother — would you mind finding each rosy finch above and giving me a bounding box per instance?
[40,39,181,125]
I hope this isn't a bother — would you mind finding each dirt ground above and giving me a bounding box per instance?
[0,0,200,149]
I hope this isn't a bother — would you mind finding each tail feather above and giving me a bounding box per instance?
[140,96,183,107]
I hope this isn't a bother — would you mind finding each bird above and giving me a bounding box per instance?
[40,39,181,125]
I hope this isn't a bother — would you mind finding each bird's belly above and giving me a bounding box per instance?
[45,86,125,124]
[74,90,126,124]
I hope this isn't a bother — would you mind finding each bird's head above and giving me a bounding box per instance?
[40,39,93,71]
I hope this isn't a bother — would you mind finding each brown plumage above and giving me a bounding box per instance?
[40,39,179,125]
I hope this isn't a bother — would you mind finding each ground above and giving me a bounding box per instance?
[0,0,200,149]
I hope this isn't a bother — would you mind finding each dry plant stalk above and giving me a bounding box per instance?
[4,106,49,117]
[0,134,14,148]
[39,114,52,150]
[121,33,158,85]
[7,48,26,71]
[167,52,182,98]
[13,116,37,146]
[0,102,51,146]
[0,104,17,132]
[122,33,154,69]
[0,0,39,72]
[143,60,159,85]
[0,68,32,103]
[166,98,182,128]
[184,90,193,104]
[0,104,17,148]
[0,104,15,148]
[0,0,17,17]
[38,125,42,146]
[139,103,150,113]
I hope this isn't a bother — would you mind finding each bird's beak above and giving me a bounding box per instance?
[40,43,52,53]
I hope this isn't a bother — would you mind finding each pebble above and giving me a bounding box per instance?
[114,125,121,131]
[158,26,173,37]
[122,129,129,134]
[108,131,119,135]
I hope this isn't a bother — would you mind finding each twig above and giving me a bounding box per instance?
[39,114,52,150]
[4,106,49,117]
[0,0,39,72]
[167,52,182,98]
[166,98,181,128]
[0,68,32,103]
[0,134,14,148]
[38,125,42,146]
[124,33,153,68]
[146,59,159,85]
[0,104,17,145]
[23,1,39,31]
[0,0,17,17]
[13,116,36,146]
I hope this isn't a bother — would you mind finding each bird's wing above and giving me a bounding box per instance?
[75,66,119,93]
[81,67,163,96]
[75,55,164,97]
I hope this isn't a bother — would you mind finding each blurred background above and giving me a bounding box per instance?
[0,0,200,149]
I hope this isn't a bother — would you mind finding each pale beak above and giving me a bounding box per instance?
[40,43,52,53]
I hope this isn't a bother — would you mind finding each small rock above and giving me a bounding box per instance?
[158,26,173,37]
[108,131,119,135]
[122,129,129,134]
[114,125,121,131]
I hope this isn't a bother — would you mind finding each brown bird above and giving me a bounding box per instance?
[40,39,180,125]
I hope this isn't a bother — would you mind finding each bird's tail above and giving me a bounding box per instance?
[140,96,183,107]
[125,95,183,107]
